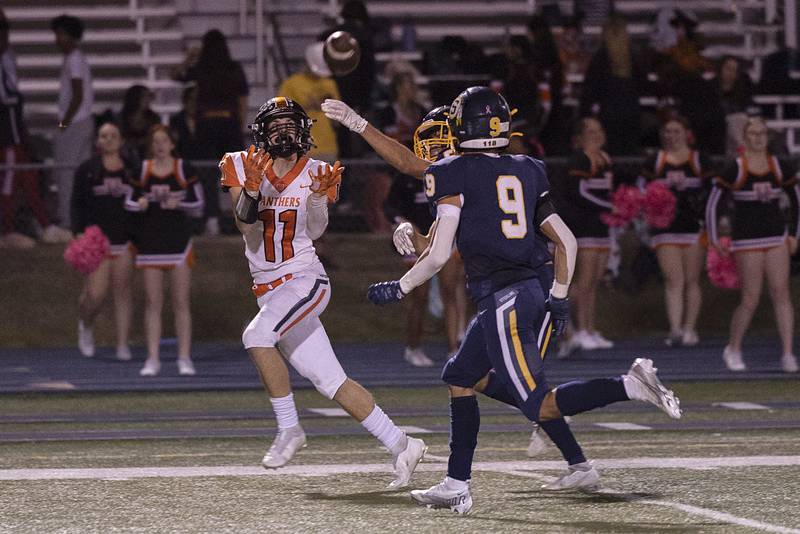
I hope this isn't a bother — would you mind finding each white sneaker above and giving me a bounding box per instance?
[262,425,307,469]
[781,354,799,373]
[723,346,746,372]
[41,225,73,243]
[139,359,161,377]
[575,330,601,351]
[624,358,682,419]
[543,461,601,491]
[116,345,132,361]
[589,331,614,349]
[681,329,699,346]
[177,358,196,376]
[1,232,36,249]
[411,477,473,514]
[389,436,427,488]
[404,347,435,367]
[78,320,95,357]
[526,424,548,457]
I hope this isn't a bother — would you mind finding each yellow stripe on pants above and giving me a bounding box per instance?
[509,309,536,391]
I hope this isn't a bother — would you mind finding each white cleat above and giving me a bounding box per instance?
[262,425,307,469]
[389,436,427,488]
[543,461,601,491]
[411,477,473,515]
[625,358,682,419]
[78,320,95,357]
[404,347,435,367]
[723,346,746,372]
[781,354,799,374]
[177,358,196,376]
[526,424,548,457]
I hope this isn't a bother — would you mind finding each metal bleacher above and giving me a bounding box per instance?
[4,0,799,152]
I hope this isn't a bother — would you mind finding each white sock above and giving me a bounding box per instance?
[270,393,299,430]
[361,405,406,455]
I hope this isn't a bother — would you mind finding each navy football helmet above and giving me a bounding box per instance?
[448,86,511,151]
[249,97,314,159]
[413,106,452,162]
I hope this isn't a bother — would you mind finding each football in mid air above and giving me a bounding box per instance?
[323,31,361,76]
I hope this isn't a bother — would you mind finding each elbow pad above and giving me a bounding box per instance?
[236,190,260,223]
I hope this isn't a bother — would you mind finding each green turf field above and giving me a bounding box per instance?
[2,381,799,533]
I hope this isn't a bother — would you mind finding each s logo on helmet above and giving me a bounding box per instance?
[450,96,464,126]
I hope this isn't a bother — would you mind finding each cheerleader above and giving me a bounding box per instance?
[557,117,615,351]
[71,122,137,360]
[125,125,204,376]
[641,117,714,346]
[706,117,799,373]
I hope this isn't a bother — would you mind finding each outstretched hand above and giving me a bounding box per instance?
[309,161,344,202]
[321,99,368,133]
[242,145,272,196]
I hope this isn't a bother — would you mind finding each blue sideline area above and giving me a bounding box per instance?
[0,337,795,394]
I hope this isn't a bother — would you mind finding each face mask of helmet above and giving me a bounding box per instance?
[413,121,453,162]
[263,119,301,159]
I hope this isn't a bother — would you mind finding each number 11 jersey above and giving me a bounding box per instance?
[219,152,338,284]
[425,153,553,301]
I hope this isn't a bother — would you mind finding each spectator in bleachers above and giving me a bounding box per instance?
[580,14,645,155]
[280,42,341,162]
[169,85,200,161]
[757,35,800,119]
[71,122,137,360]
[707,117,798,373]
[527,15,568,155]
[716,56,754,154]
[52,14,94,230]
[0,11,71,248]
[174,29,248,236]
[556,15,592,82]
[574,0,613,30]
[125,125,203,377]
[492,37,544,140]
[120,85,161,162]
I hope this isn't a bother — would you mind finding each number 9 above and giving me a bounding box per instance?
[424,173,435,197]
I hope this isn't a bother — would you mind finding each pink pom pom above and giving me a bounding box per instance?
[63,225,110,275]
[643,181,677,229]
[602,185,644,228]
[706,237,740,289]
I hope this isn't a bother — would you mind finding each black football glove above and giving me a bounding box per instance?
[546,294,570,337]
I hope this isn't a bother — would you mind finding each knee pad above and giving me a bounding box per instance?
[242,319,278,349]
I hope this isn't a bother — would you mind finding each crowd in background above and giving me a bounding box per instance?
[0,3,799,373]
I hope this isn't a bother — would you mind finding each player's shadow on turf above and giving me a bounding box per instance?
[303,490,410,507]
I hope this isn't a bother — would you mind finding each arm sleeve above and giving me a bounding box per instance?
[306,192,329,240]
[70,163,89,234]
[399,203,460,294]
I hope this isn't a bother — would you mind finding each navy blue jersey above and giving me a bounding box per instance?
[426,153,553,301]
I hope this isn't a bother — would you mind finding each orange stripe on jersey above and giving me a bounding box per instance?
[219,153,244,189]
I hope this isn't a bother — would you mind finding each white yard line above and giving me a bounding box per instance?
[594,422,652,430]
[499,468,800,534]
[714,402,771,410]
[306,408,349,417]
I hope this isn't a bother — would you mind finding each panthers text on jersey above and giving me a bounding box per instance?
[425,153,553,301]
[219,151,339,284]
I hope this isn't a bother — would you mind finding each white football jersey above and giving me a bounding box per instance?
[220,152,337,283]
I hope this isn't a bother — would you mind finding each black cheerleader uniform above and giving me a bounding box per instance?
[70,156,138,256]
[706,155,800,252]
[641,150,714,248]
[125,158,204,268]
[556,150,614,249]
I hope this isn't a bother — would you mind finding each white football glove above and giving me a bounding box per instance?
[392,222,416,256]
[321,99,367,133]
